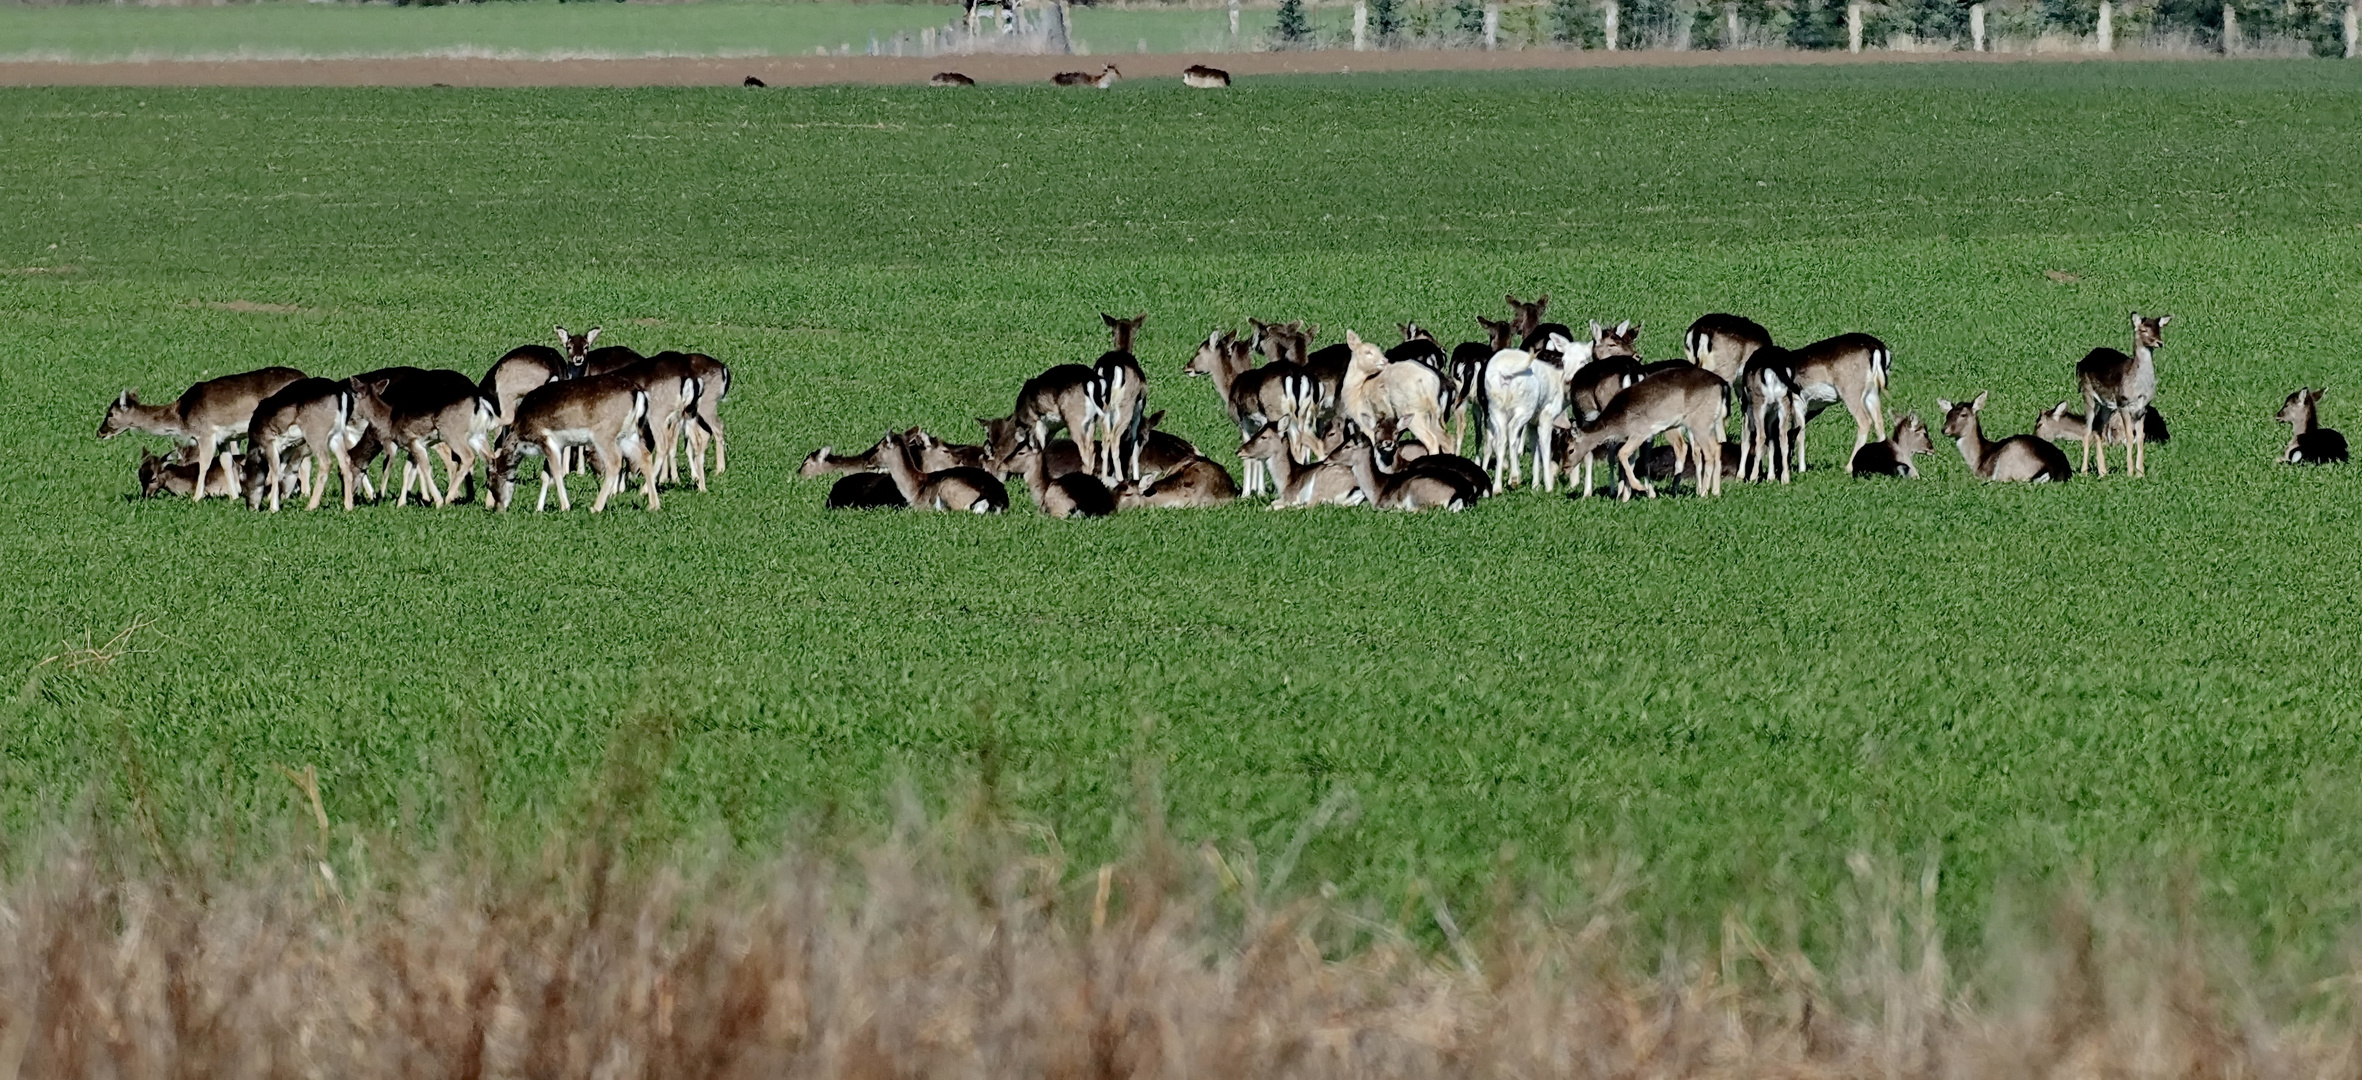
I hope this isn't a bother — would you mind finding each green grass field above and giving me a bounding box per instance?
[0,0,1267,60]
[5,61,2362,957]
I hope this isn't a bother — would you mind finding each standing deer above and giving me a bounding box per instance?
[357,370,500,507]
[1091,313,1149,482]
[98,366,307,501]
[489,374,662,513]
[1938,392,2071,482]
[1848,413,1935,478]
[679,351,731,485]
[242,377,374,512]
[2275,388,2348,464]
[481,342,572,426]
[614,353,706,488]
[1784,333,1892,472]
[1683,313,1773,384]
[2073,312,2170,477]
[1338,331,1451,454]
[1445,316,1515,453]
[1184,329,1304,496]
[984,362,1102,473]
[1558,366,1728,500]
[1735,344,1804,483]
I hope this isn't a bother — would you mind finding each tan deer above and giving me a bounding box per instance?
[99,365,307,501]
[800,436,889,477]
[1181,64,1231,88]
[1004,434,1116,518]
[356,370,500,507]
[1682,313,1772,383]
[2275,388,2348,464]
[489,374,661,512]
[1938,392,2071,482]
[614,353,705,488]
[1339,330,1451,453]
[1238,422,1363,508]
[1051,64,1121,87]
[480,341,571,426]
[679,351,731,486]
[1184,329,1310,495]
[1784,333,1891,472]
[878,430,1009,514]
[2073,312,2170,477]
[1847,413,1935,478]
[1331,435,1475,511]
[1112,456,1238,508]
[1558,366,1728,500]
[242,377,373,512]
[983,362,1102,472]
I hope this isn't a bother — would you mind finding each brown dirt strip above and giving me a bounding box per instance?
[0,48,2163,88]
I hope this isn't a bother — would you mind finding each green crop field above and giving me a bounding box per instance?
[0,0,1266,60]
[5,61,2362,958]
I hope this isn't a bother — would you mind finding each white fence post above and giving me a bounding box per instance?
[1483,3,1501,47]
[1229,0,1242,43]
[1725,1,1740,46]
[2096,0,2112,48]
[2222,1,2237,51]
[1846,3,1862,50]
[1603,0,1620,48]
[2346,1,2358,55]
[1969,2,1986,49]
[1354,1,1370,48]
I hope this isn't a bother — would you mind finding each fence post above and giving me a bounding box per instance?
[1483,3,1501,46]
[1724,1,1740,46]
[2095,0,2111,48]
[2347,1,2358,55]
[1846,2,1862,50]
[1352,1,1369,47]
[2221,1,2236,50]
[1969,2,1985,49]
[1047,0,1072,53]
[1603,0,1620,48]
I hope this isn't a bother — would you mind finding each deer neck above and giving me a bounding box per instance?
[2129,338,2158,394]
[118,399,187,438]
[1017,449,1052,502]
[879,440,926,503]
[1953,417,1992,473]
[1338,448,1383,502]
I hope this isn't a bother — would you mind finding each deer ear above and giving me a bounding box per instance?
[585,327,601,344]
[1936,399,1953,413]
[1971,390,1989,411]
[369,378,392,396]
[1535,293,1549,308]
[554,325,568,341]
[1344,330,1363,347]
[1101,312,1117,326]
[2156,314,2172,327]
[116,390,133,407]
[1504,293,1520,307]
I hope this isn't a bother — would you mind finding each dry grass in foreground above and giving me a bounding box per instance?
[2,801,2359,1079]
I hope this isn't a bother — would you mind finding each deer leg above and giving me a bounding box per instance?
[629,437,661,510]
[190,434,220,500]
[588,439,618,513]
[304,442,332,511]
[545,439,571,511]
[1615,442,1651,501]
[411,439,446,507]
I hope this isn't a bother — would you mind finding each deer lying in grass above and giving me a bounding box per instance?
[880,430,1008,514]
[930,71,977,87]
[2275,388,2347,464]
[2035,402,2170,449]
[1238,423,1363,508]
[1332,434,1475,511]
[2073,312,2170,477]
[1938,392,2070,482]
[1558,366,1728,500]
[1373,418,1490,497]
[800,437,890,477]
[1005,434,1116,518]
[1051,64,1121,87]
[1339,331,1452,454]
[1181,64,1230,88]
[99,366,307,501]
[241,377,372,512]
[825,473,907,509]
[1848,413,1935,478]
[137,448,234,500]
[489,374,661,512]
[1113,456,1238,509]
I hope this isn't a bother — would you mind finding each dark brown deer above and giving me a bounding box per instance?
[481,342,572,426]
[1092,313,1149,481]
[1785,333,1892,472]
[241,377,372,512]
[1051,64,1121,88]
[2073,312,2170,477]
[2275,388,2347,464]
[1848,413,1935,478]
[355,370,500,507]
[930,72,978,87]
[99,366,307,501]
[984,362,1102,473]
[1005,433,1117,518]
[1182,64,1231,88]
[1938,392,2070,482]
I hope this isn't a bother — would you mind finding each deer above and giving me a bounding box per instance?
[614,353,705,488]
[1735,344,1804,483]
[1182,64,1231,88]
[1091,313,1150,482]
[2073,312,2171,477]
[1184,329,1304,496]
[825,472,907,509]
[1372,417,1491,496]
[1238,422,1364,508]
[910,428,1002,475]
[1937,392,2071,482]
[1051,64,1121,88]
[488,374,662,512]
[1249,319,1350,423]
[1339,330,1452,454]
[801,436,890,477]
[1847,413,1935,478]
[2275,388,2348,464]
[1004,433,1116,518]
[99,365,307,501]
[1682,313,1773,384]
[1783,333,1892,473]
[1558,366,1728,500]
[241,377,374,512]
[1445,316,1515,453]
[136,447,241,500]
[2034,401,2170,448]
[1507,294,1574,352]
[1112,456,1238,509]
[1132,411,1200,479]
[481,342,573,426]
[1331,434,1475,511]
[930,72,977,87]
[878,430,1009,514]
[678,351,731,486]
[1481,342,1575,493]
[357,369,501,507]
[984,362,1102,475]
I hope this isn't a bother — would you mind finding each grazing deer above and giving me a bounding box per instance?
[1005,434,1116,517]
[985,363,1102,474]
[1848,413,1935,478]
[1559,366,1728,500]
[614,353,705,487]
[481,342,572,425]
[1683,313,1773,384]
[242,377,372,512]
[930,71,977,87]
[1184,329,1302,496]
[1735,344,1803,483]
[1332,435,1474,511]
[826,472,907,509]
[1182,64,1231,88]
[1339,330,1452,454]
[1051,64,1121,87]
[1784,332,1892,472]
[1937,392,2071,482]
[879,430,1009,514]
[358,369,500,507]
[2073,313,2171,477]
[98,365,307,501]
[577,342,646,380]
[2034,401,2170,448]
[1112,456,1238,508]
[2275,388,2348,464]
[1238,422,1363,508]
[489,374,662,512]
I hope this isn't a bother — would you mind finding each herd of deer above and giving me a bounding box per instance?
[97,327,731,513]
[924,64,1232,89]
[802,297,2348,517]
